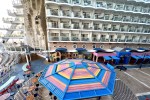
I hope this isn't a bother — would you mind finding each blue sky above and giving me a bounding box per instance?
[0,0,13,34]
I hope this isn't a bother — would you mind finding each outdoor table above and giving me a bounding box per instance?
[31,78,38,84]
[22,63,29,71]
[0,93,10,100]
[28,86,36,92]
[26,95,34,100]
[0,76,16,92]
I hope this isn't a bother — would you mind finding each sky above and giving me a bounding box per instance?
[0,0,13,34]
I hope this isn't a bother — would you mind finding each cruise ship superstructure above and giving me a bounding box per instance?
[45,0,150,51]
[0,0,24,51]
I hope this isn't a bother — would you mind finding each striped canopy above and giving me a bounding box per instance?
[39,59,116,100]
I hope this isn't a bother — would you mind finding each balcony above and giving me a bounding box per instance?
[95,13,104,19]
[100,38,109,42]
[126,39,132,42]
[134,6,141,12]
[47,22,58,28]
[94,26,101,30]
[107,3,114,9]
[115,4,124,10]
[83,24,91,29]
[118,39,125,42]
[97,2,106,8]
[71,37,80,41]
[2,18,23,24]
[113,16,122,21]
[111,25,120,31]
[83,12,91,18]
[131,17,139,22]
[49,37,59,41]
[125,5,133,11]
[72,0,80,5]
[110,39,117,42]
[73,12,81,18]
[50,9,58,16]
[84,0,92,6]
[12,0,23,8]
[140,18,146,23]
[7,9,23,17]
[123,16,131,22]
[92,37,99,42]
[81,37,89,41]
[58,0,68,3]
[72,24,80,29]
[60,37,70,41]
[60,23,70,28]
[62,10,70,17]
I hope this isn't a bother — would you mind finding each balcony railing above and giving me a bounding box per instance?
[60,37,70,41]
[81,37,89,41]
[51,9,58,16]
[84,1,92,6]
[92,38,99,41]
[71,37,80,41]
[49,37,59,41]
[58,0,68,3]
[72,0,80,4]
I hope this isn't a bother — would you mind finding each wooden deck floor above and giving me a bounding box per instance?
[116,68,150,95]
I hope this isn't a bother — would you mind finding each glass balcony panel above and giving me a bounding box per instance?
[115,4,124,10]
[92,37,98,41]
[49,37,59,41]
[134,6,141,12]
[104,14,110,20]
[95,13,104,19]
[147,19,150,24]
[112,25,119,31]
[73,24,80,29]
[97,2,106,8]
[123,16,131,22]
[107,2,114,9]
[140,18,146,23]
[81,37,89,41]
[72,0,80,4]
[62,10,70,16]
[125,5,133,11]
[51,9,58,16]
[142,8,148,13]
[74,12,81,17]
[83,12,90,18]
[61,37,70,41]
[94,25,100,30]
[84,0,92,6]
[131,17,139,22]
[71,37,79,41]
[83,23,89,29]
[58,0,68,3]
[113,15,122,21]
[63,23,70,28]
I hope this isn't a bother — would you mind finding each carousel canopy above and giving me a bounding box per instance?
[39,59,116,100]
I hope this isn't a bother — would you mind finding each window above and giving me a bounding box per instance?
[100,45,104,48]
[82,44,86,48]
[93,45,96,48]
[73,44,77,48]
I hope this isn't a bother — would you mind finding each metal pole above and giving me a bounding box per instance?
[25,49,29,65]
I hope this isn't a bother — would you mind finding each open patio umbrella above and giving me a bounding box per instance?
[39,59,116,100]
[55,48,67,53]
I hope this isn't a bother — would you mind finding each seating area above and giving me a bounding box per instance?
[0,53,21,83]
[14,71,43,100]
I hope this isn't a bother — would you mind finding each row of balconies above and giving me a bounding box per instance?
[46,0,150,15]
[7,9,24,17]
[128,0,150,3]
[47,22,150,34]
[2,17,24,24]
[12,0,23,8]
[0,25,24,31]
[0,34,24,39]
[48,35,149,43]
[46,9,150,25]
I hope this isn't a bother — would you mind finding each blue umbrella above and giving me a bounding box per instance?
[55,48,67,52]
[39,59,116,100]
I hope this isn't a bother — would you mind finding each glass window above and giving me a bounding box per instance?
[93,45,96,48]
[82,44,86,48]
[73,44,77,48]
